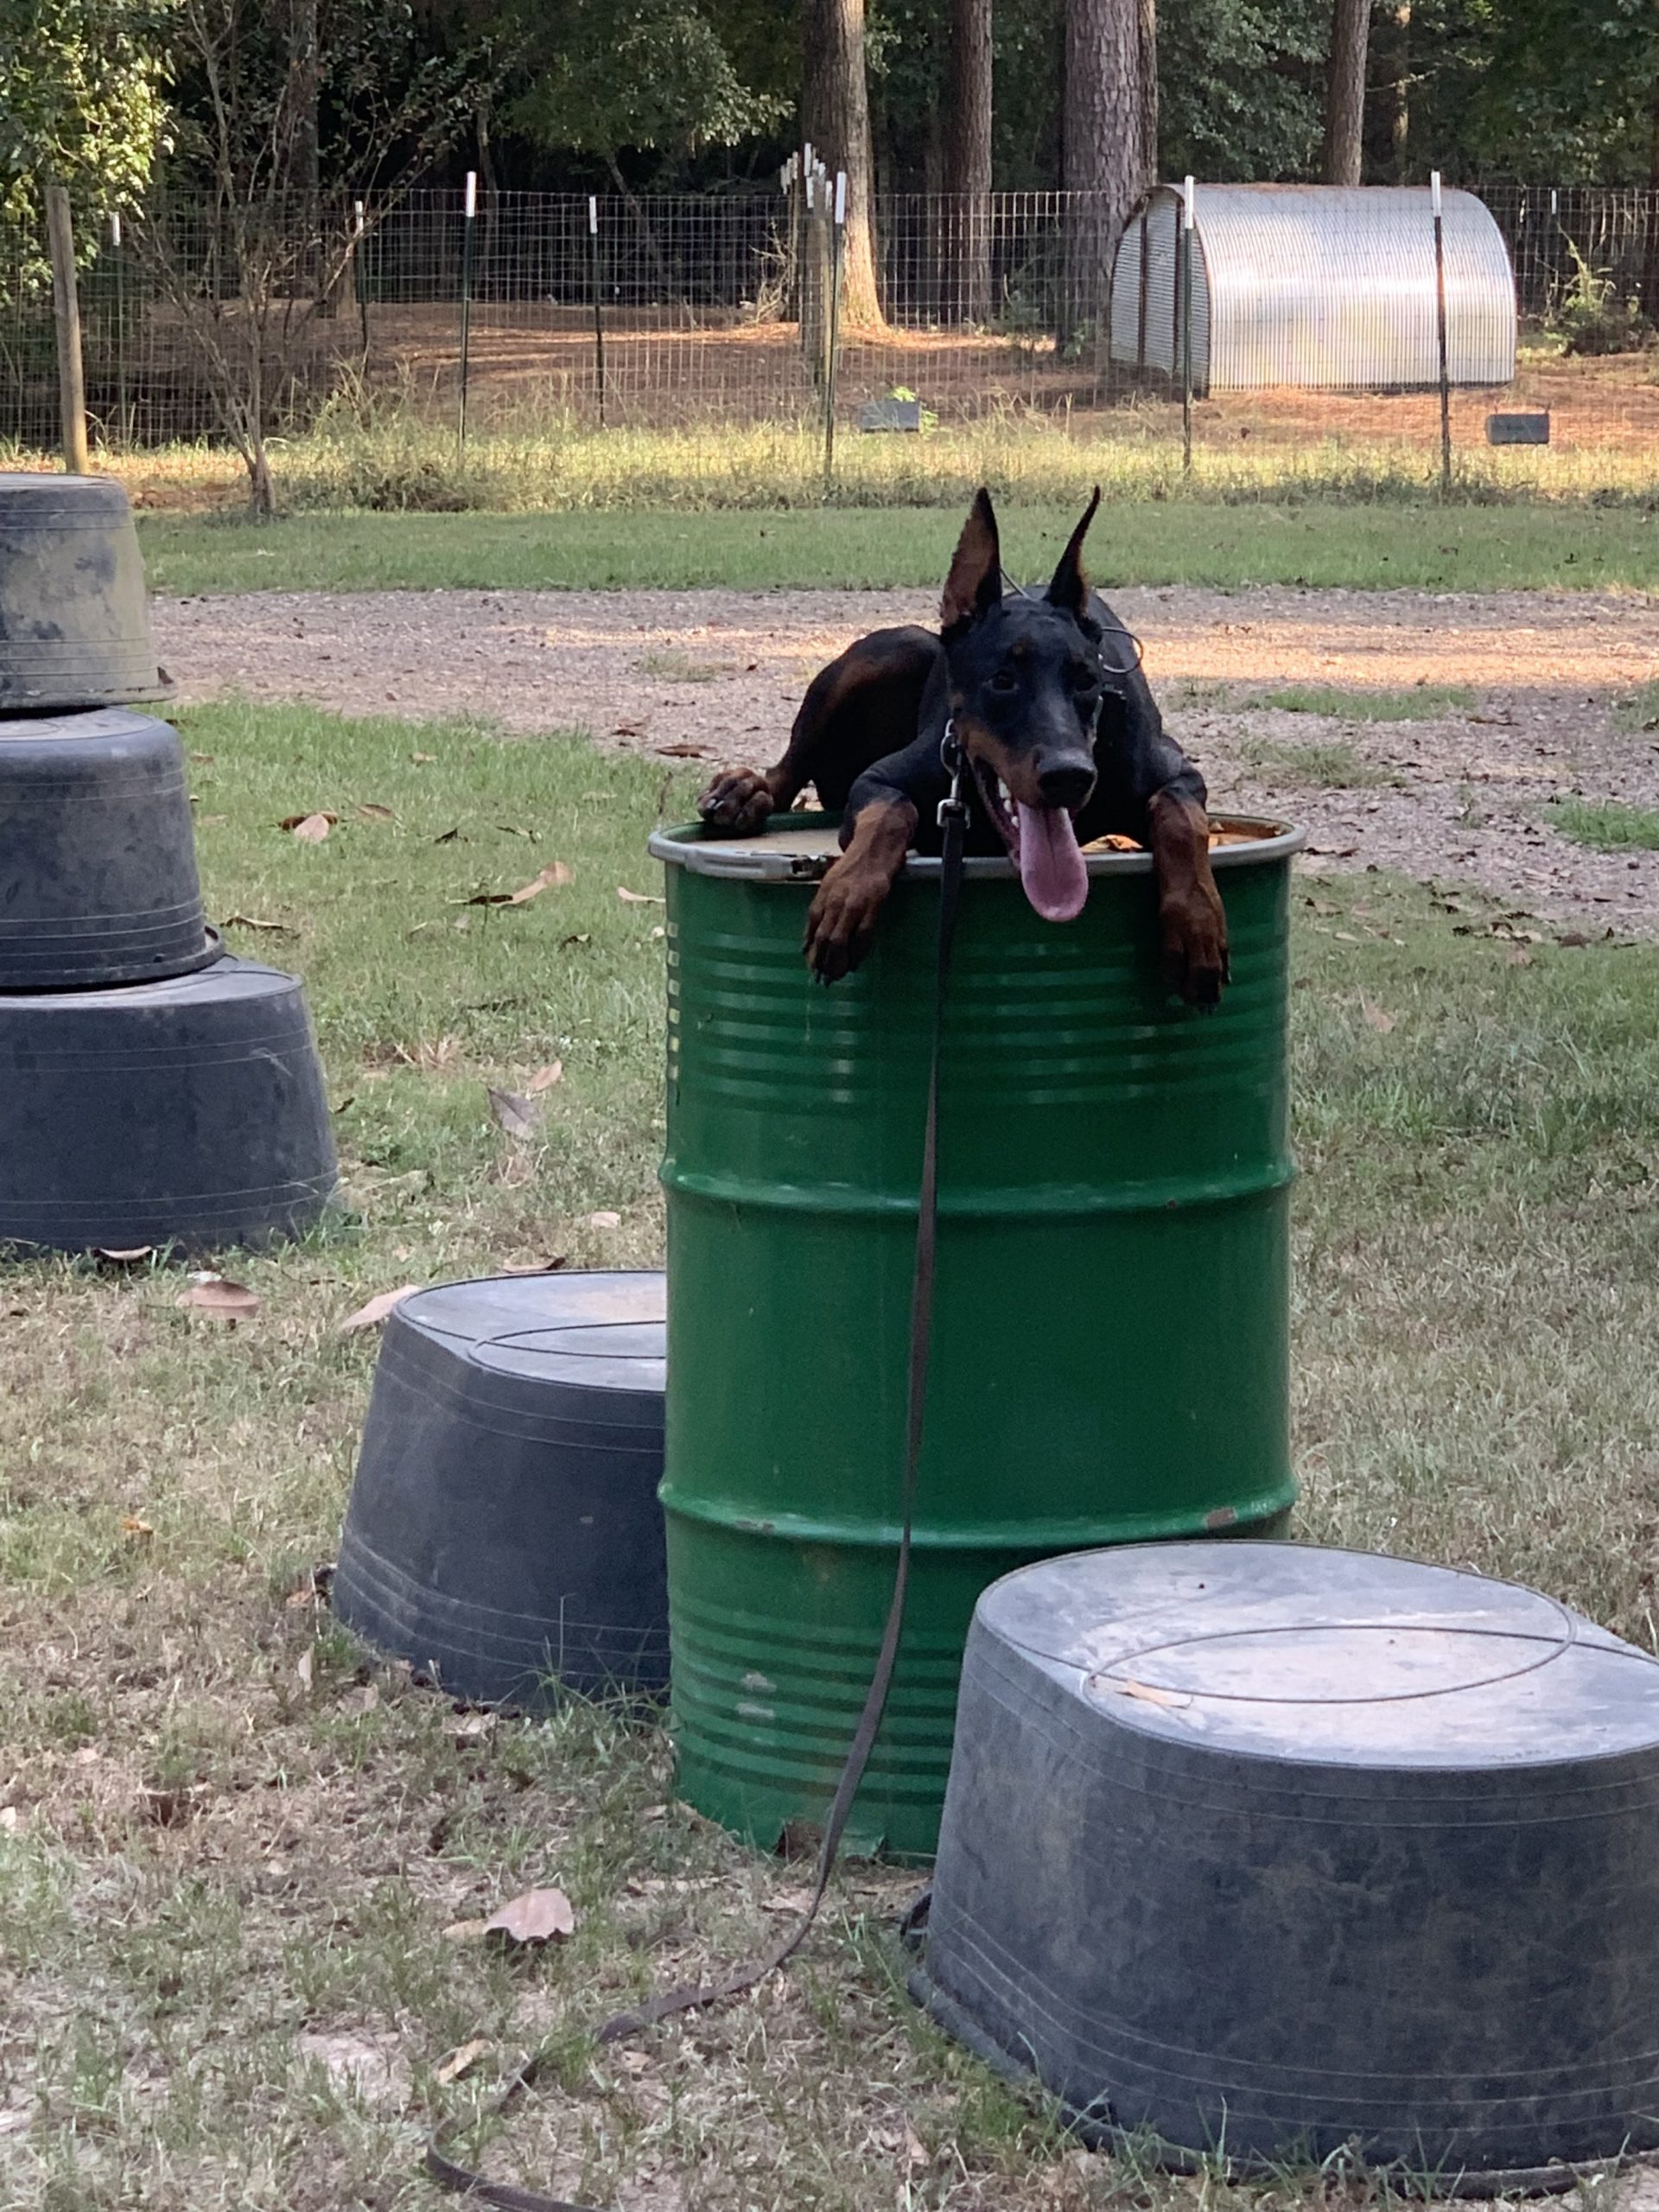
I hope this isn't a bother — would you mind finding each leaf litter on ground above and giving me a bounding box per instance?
[461,861,573,907]
[339,1286,421,1333]
[176,1276,260,1322]
[482,1887,576,1948]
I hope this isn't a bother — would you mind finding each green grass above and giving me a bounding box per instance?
[1615,678,1659,732]
[5,702,1659,2204]
[1262,683,1478,720]
[137,499,1659,598]
[1240,736,1402,789]
[1551,796,1659,850]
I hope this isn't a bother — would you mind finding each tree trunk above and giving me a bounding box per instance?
[944,0,993,324]
[1062,0,1156,333]
[803,0,884,328]
[1321,0,1370,188]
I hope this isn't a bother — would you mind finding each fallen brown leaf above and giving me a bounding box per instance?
[1360,999,1395,1034]
[435,2039,492,2086]
[489,1086,543,1141]
[483,1887,576,1948]
[524,1062,563,1094]
[654,743,707,759]
[176,1277,260,1322]
[761,1887,818,1916]
[616,887,664,906]
[584,1210,621,1230]
[1103,1675,1192,1710]
[355,802,397,822]
[296,1648,315,1692]
[339,1285,421,1334]
[282,811,337,842]
[222,913,296,937]
[412,751,437,764]
[121,1515,154,1545]
[434,826,461,844]
[442,1918,491,1943]
[452,1712,498,1744]
[506,861,572,904]
[1506,945,1534,968]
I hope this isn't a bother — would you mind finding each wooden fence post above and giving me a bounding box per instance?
[44,187,91,474]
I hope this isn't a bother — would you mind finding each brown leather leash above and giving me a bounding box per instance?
[425,760,970,2210]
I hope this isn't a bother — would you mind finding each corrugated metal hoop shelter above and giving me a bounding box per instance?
[1109,184,1517,394]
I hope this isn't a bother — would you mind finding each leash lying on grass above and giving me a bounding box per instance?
[425,751,969,2212]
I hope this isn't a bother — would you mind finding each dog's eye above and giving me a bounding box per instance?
[988,670,1019,696]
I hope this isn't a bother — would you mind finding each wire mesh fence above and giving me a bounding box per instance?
[0,182,1654,488]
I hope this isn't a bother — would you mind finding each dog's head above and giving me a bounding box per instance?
[940,486,1105,922]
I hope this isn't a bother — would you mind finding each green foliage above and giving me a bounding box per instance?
[0,0,171,237]
[507,0,788,161]
[1408,0,1659,186]
[1158,0,1325,181]
[1551,242,1654,358]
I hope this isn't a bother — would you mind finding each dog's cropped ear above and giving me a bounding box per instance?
[1046,486,1102,619]
[941,487,1002,632]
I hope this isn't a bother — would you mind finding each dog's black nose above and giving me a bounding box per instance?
[1036,760,1096,810]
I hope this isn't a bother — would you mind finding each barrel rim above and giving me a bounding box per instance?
[649,813,1304,880]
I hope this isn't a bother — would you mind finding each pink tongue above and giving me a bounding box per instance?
[1015,804,1089,922]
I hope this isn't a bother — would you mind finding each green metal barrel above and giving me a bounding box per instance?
[649,815,1300,1859]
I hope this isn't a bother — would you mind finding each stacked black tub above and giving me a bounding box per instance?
[0,473,335,1252]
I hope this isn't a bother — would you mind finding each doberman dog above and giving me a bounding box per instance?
[696,486,1228,1004]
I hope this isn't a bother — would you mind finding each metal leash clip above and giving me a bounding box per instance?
[938,718,968,830]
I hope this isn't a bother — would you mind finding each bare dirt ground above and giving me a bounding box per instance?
[154,582,1659,931]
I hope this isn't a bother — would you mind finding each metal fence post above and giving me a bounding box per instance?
[589,194,606,429]
[824,170,846,490]
[1181,175,1195,479]
[44,187,89,474]
[110,209,130,450]
[353,199,370,364]
[458,170,476,450]
[1432,170,1451,496]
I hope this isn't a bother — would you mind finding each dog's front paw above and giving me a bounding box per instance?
[1160,884,1230,1008]
[697,768,776,838]
[804,858,888,982]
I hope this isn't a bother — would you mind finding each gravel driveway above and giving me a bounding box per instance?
[154,583,1659,932]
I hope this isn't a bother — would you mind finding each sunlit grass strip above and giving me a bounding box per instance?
[1552,798,1659,851]
[5,406,1658,517]
[1262,683,1477,720]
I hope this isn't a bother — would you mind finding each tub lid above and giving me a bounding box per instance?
[977,1541,1659,1771]
[649,812,1303,880]
[0,706,175,746]
[394,1269,666,1393]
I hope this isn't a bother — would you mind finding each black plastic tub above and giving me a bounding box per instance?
[334,1271,669,1706]
[917,1541,1659,2193]
[0,474,169,710]
[0,709,217,988]
[0,957,336,1252]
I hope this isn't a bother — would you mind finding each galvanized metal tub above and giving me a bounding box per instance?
[649,813,1301,1859]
